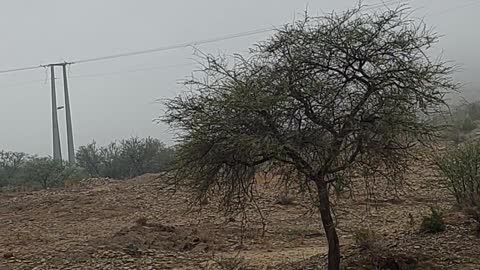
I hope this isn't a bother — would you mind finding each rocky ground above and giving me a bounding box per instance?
[0,158,480,269]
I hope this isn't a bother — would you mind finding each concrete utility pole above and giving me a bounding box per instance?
[50,65,62,161]
[62,64,75,164]
[46,62,75,163]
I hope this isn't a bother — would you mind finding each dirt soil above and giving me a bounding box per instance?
[1,157,480,269]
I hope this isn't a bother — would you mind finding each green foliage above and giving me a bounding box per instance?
[62,165,88,183]
[420,208,445,233]
[0,137,171,191]
[460,117,477,132]
[0,151,29,186]
[164,7,455,268]
[22,158,66,189]
[76,141,103,177]
[441,102,480,144]
[75,137,175,179]
[0,157,88,190]
[164,7,453,213]
[436,142,480,208]
[467,102,480,121]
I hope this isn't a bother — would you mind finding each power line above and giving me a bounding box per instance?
[0,0,476,79]
[433,0,480,16]
[65,1,408,65]
[0,63,194,90]
[0,27,273,76]
[0,65,42,75]
[0,0,407,76]
[73,27,274,65]
[69,63,194,79]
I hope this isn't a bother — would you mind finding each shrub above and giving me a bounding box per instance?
[461,117,477,132]
[0,151,29,187]
[467,102,480,121]
[436,142,480,208]
[76,141,102,177]
[420,208,445,233]
[21,157,65,189]
[76,137,175,179]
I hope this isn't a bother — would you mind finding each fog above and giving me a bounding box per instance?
[0,0,478,156]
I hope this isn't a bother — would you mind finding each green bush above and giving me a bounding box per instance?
[420,208,445,233]
[76,137,176,179]
[461,117,477,132]
[0,136,173,191]
[1,155,88,190]
[0,151,29,187]
[436,142,480,208]
[21,157,65,189]
[467,102,480,121]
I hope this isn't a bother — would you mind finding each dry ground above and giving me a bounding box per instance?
[0,157,479,269]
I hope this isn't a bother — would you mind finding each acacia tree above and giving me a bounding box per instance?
[0,151,28,185]
[164,6,455,269]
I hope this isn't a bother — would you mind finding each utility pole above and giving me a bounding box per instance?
[45,62,75,163]
[50,65,62,161]
[62,64,75,164]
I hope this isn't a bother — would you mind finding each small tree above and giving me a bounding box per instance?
[76,141,103,177]
[22,157,65,189]
[0,151,28,186]
[467,102,480,121]
[164,6,455,269]
[98,142,125,178]
[461,116,477,132]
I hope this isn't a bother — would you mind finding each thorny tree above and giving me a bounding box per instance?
[163,6,455,270]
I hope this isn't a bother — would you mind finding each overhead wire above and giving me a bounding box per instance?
[433,0,480,16]
[72,27,274,65]
[0,63,195,90]
[0,65,42,75]
[69,63,194,79]
[0,0,407,76]
[0,0,476,83]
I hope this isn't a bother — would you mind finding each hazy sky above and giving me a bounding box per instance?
[0,0,479,156]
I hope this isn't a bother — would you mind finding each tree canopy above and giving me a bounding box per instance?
[164,6,455,269]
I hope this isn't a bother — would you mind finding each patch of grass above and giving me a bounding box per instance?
[420,208,446,234]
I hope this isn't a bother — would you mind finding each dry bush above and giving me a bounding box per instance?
[436,142,480,209]
[353,228,381,251]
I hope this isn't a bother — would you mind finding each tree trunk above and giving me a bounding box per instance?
[314,177,340,270]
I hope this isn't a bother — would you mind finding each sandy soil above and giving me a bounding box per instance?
[0,158,479,269]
